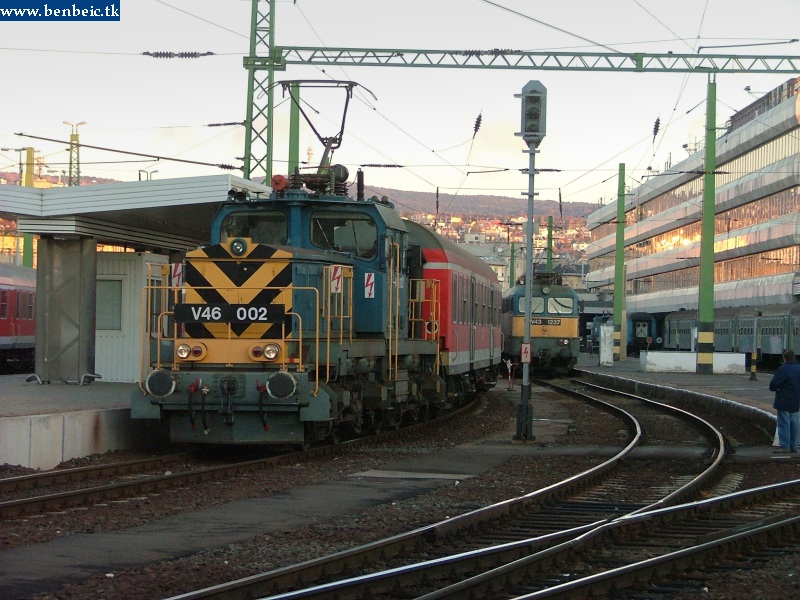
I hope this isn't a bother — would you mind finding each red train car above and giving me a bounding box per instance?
[405,220,501,392]
[0,263,36,373]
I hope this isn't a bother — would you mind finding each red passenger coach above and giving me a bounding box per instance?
[0,263,36,373]
[404,220,501,389]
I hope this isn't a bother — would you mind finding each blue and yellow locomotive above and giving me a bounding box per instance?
[501,273,580,374]
[132,167,501,447]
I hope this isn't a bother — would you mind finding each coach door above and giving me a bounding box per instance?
[489,286,495,358]
[470,276,476,362]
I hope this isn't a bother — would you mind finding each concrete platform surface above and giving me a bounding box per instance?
[575,352,776,415]
[0,375,136,418]
[0,376,156,469]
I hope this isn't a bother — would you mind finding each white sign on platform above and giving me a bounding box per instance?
[599,323,614,367]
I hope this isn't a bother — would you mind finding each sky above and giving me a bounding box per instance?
[1,0,799,214]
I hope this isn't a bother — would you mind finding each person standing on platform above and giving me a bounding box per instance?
[768,349,800,453]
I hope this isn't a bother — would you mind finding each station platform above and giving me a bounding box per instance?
[0,352,781,469]
[0,376,160,470]
[575,352,775,413]
[574,351,778,447]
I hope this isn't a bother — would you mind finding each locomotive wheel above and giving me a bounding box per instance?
[345,416,362,437]
[369,411,384,434]
[402,406,418,425]
[449,376,468,406]
[404,403,427,424]
[296,424,312,452]
[477,368,498,392]
[327,426,342,445]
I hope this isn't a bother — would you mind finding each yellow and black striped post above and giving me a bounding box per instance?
[696,323,714,375]
[749,310,760,381]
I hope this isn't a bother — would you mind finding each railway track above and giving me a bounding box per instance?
[448,479,800,599]
[164,379,737,600]
[0,399,477,520]
[0,452,192,495]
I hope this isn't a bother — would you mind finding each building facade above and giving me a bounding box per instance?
[585,78,800,315]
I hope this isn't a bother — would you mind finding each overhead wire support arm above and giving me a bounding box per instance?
[242,0,800,184]
[249,47,800,73]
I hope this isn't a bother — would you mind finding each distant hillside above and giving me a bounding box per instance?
[362,185,597,221]
[0,171,597,222]
[0,171,118,186]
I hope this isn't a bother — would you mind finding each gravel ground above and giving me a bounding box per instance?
[3,388,799,600]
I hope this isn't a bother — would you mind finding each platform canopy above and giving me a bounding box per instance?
[0,175,271,252]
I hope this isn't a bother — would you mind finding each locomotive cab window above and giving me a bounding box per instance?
[311,211,378,259]
[518,297,546,314]
[548,297,575,314]
[221,212,288,245]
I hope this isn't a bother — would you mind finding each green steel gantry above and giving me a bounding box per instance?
[243,1,800,182]
[243,0,800,376]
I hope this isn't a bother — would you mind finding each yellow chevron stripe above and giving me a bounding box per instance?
[183,246,293,340]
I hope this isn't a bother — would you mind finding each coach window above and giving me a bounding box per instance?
[462,277,469,322]
[452,274,458,322]
[311,211,378,258]
[454,277,459,322]
[482,283,486,324]
[0,289,7,319]
[472,281,479,325]
[96,279,123,331]
[483,285,488,325]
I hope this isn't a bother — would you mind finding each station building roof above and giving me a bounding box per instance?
[0,175,271,252]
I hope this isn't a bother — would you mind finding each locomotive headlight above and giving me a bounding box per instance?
[263,343,280,360]
[557,338,569,346]
[542,286,551,294]
[176,343,207,360]
[230,237,248,256]
[250,343,281,361]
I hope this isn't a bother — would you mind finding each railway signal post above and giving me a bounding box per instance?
[514,81,546,441]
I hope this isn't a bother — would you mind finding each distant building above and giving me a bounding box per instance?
[464,232,486,244]
[584,78,800,313]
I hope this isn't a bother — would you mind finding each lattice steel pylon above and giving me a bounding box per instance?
[67,133,80,187]
[242,0,278,182]
[242,0,800,183]
[64,120,86,186]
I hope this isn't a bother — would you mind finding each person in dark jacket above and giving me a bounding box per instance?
[768,350,800,453]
